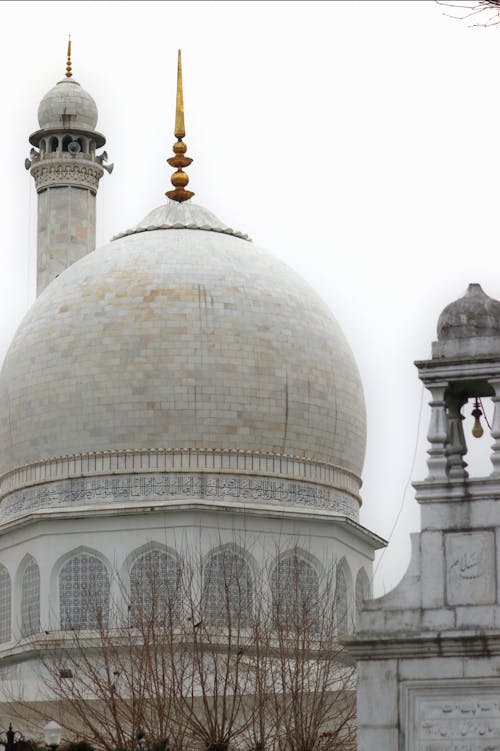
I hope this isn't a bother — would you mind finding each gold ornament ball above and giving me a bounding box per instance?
[171,170,189,188]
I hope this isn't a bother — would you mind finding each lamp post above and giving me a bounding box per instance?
[0,724,23,751]
[43,722,62,751]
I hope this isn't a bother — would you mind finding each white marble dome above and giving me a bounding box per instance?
[0,203,366,496]
[37,77,98,131]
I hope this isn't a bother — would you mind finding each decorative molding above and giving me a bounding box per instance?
[0,471,359,523]
[413,476,500,503]
[0,449,362,503]
[346,631,500,660]
[30,161,103,192]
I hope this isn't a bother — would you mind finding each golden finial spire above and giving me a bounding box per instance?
[65,36,72,78]
[174,49,185,139]
[166,50,194,203]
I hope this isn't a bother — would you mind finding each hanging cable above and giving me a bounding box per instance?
[372,382,425,585]
[479,396,492,431]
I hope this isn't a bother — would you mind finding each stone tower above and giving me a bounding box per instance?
[349,283,500,751]
[25,43,112,295]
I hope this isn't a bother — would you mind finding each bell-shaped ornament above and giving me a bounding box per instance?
[471,398,484,439]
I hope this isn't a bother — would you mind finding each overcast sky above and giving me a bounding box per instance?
[1,0,499,594]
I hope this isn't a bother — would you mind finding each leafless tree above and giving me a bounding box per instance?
[437,0,500,27]
[3,546,356,751]
[165,549,257,751]
[6,565,185,750]
[263,554,356,751]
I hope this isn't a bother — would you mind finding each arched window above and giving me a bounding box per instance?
[50,136,58,153]
[21,559,40,637]
[129,549,180,625]
[271,554,319,628]
[59,554,110,630]
[355,568,371,622]
[203,550,253,627]
[0,567,11,643]
[335,564,348,635]
[62,135,72,152]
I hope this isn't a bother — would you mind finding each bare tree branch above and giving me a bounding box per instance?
[437,0,500,26]
[2,545,356,751]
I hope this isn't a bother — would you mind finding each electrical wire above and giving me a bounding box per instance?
[479,396,492,431]
[372,382,425,583]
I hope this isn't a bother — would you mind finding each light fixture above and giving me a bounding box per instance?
[43,721,62,750]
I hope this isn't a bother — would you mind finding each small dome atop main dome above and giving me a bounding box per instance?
[114,201,251,241]
[37,78,98,131]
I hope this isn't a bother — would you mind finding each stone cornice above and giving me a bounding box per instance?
[415,356,500,381]
[30,159,104,192]
[413,475,500,503]
[345,629,500,660]
[0,497,385,551]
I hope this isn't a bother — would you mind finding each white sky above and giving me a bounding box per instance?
[0,0,499,595]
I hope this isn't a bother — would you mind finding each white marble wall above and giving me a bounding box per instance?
[350,478,500,751]
[0,500,378,707]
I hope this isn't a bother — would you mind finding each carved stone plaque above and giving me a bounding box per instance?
[403,681,500,751]
[445,531,495,606]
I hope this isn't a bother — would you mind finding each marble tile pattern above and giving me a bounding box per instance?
[0,221,366,486]
[37,78,98,131]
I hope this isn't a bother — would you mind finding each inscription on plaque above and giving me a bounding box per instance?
[445,532,495,606]
[405,683,500,751]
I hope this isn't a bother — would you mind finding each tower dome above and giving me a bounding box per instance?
[0,201,366,514]
[433,283,500,359]
[437,283,500,341]
[37,78,98,131]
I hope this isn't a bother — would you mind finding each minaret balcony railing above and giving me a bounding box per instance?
[39,151,95,163]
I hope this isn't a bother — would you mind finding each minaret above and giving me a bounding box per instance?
[25,40,113,295]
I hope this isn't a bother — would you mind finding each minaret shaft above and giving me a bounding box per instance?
[29,145,105,295]
[35,184,97,294]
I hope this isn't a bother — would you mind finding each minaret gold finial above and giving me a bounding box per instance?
[166,49,194,203]
[174,49,185,139]
[66,36,72,78]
